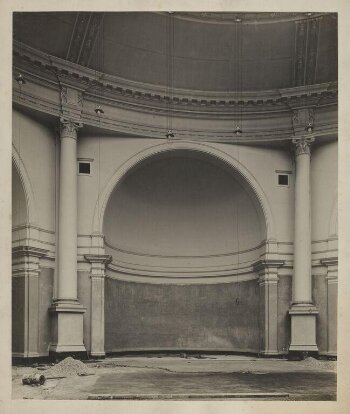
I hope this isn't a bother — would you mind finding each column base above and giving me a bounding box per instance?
[90,352,106,359]
[259,351,282,357]
[289,303,319,353]
[49,299,87,357]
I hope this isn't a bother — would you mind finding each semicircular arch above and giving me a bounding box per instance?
[92,141,275,242]
[12,145,37,225]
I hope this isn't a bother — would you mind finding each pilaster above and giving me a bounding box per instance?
[253,259,284,356]
[321,257,338,356]
[12,246,48,358]
[84,254,112,358]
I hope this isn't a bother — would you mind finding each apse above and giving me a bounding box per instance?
[103,150,266,263]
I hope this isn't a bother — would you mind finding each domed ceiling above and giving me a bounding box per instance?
[13,12,337,92]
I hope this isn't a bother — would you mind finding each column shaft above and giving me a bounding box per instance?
[293,150,312,303]
[58,123,78,299]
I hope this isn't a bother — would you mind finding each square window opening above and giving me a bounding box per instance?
[278,174,289,186]
[78,162,91,175]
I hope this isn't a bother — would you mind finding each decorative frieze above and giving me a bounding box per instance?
[60,86,83,123]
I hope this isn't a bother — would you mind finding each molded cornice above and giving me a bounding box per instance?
[13,41,337,115]
[12,41,338,143]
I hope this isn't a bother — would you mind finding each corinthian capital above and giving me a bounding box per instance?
[292,135,315,156]
[59,117,83,139]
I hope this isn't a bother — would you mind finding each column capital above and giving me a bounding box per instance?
[253,259,285,273]
[59,117,83,138]
[84,254,112,265]
[84,254,112,279]
[292,135,315,155]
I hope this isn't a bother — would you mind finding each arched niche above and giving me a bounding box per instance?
[94,141,275,243]
[101,145,269,276]
[101,144,271,353]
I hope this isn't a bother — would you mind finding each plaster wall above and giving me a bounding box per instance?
[12,267,54,356]
[311,140,338,241]
[38,268,54,355]
[12,277,25,354]
[12,163,27,226]
[77,271,92,352]
[105,278,260,353]
[12,109,57,232]
[77,135,295,243]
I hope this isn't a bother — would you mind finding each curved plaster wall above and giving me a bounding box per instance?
[103,151,266,269]
[12,164,27,227]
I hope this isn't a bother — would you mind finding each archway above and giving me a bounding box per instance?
[12,162,29,354]
[101,145,269,353]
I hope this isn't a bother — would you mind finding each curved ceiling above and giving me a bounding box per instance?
[13,12,337,92]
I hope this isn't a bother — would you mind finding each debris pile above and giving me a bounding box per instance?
[303,357,336,370]
[43,357,93,378]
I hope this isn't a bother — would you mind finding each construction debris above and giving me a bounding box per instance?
[22,374,46,386]
[42,357,93,378]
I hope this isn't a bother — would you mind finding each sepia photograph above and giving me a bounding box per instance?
[1,1,349,412]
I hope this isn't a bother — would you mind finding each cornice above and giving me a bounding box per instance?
[320,257,338,267]
[13,86,338,143]
[13,41,338,114]
[12,246,48,258]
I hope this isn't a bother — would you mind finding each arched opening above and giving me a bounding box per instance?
[12,163,29,354]
[102,149,268,353]
[12,162,28,228]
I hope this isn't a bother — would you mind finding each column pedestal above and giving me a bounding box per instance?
[49,300,86,355]
[254,259,284,356]
[289,304,319,352]
[85,254,112,358]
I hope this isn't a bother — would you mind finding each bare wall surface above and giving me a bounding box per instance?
[38,268,54,355]
[105,278,260,353]
[12,109,57,232]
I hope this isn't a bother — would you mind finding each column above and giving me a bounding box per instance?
[289,135,318,353]
[49,119,86,356]
[12,246,48,358]
[254,259,284,356]
[84,254,112,358]
[320,257,338,357]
